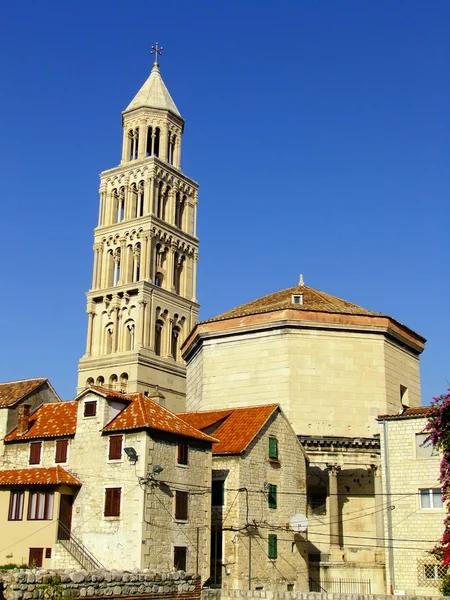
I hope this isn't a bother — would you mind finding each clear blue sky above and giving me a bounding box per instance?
[1,0,449,402]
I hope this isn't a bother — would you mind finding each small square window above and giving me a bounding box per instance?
[174,546,187,571]
[420,488,443,509]
[84,401,97,417]
[45,548,52,559]
[268,534,278,559]
[292,294,303,305]
[177,442,188,466]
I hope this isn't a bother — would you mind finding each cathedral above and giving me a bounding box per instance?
[77,49,199,412]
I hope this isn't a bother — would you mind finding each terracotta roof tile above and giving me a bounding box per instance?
[378,406,432,420]
[0,378,50,408]
[0,466,81,487]
[203,285,381,323]
[179,404,279,454]
[77,385,136,402]
[5,402,77,441]
[104,394,217,443]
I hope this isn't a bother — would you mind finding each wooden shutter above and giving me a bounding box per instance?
[177,442,188,465]
[55,440,68,463]
[29,442,42,465]
[84,401,97,417]
[28,548,43,568]
[104,488,121,516]
[108,436,123,460]
[174,546,187,571]
[268,534,277,559]
[268,484,277,509]
[268,437,278,459]
[175,491,188,520]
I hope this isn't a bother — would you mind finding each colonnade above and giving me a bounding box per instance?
[121,123,181,168]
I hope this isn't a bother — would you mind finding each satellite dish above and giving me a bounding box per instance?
[289,513,308,533]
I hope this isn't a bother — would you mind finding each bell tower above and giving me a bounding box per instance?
[77,46,199,412]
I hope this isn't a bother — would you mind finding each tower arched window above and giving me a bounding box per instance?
[155,272,163,287]
[120,373,128,393]
[86,377,94,387]
[155,320,164,356]
[156,182,163,219]
[173,254,183,295]
[138,181,144,217]
[146,126,153,157]
[105,324,114,354]
[109,374,118,390]
[154,128,160,157]
[96,376,105,387]
[113,250,121,286]
[132,244,141,282]
[171,326,180,361]
[175,193,185,229]
[124,320,135,351]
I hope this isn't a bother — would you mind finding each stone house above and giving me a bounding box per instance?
[0,382,215,578]
[182,281,427,594]
[378,407,443,596]
[179,404,309,592]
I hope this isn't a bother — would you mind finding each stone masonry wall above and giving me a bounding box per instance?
[202,589,444,600]
[0,569,201,600]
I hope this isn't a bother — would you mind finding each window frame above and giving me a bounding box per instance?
[8,490,24,521]
[173,545,187,571]
[268,534,278,559]
[29,441,42,466]
[177,441,189,466]
[108,435,123,461]
[419,488,443,510]
[84,401,97,417]
[268,437,278,460]
[212,480,225,506]
[104,487,122,517]
[27,490,54,521]
[268,484,277,509]
[174,490,189,521]
[55,439,69,464]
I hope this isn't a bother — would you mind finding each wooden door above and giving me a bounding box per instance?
[57,494,73,540]
[29,548,43,567]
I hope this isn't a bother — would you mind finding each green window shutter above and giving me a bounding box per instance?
[268,534,278,559]
[268,484,277,509]
[268,437,278,459]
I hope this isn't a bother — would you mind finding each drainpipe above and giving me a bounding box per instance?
[383,419,395,593]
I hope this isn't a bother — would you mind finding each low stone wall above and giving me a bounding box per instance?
[0,569,201,600]
[202,590,445,600]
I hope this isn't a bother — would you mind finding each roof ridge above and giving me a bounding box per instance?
[0,377,47,385]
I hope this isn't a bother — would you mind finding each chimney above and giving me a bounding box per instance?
[17,404,31,436]
[146,387,166,407]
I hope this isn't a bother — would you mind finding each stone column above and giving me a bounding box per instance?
[133,247,141,282]
[138,299,147,349]
[192,252,199,302]
[151,130,156,157]
[193,196,198,236]
[85,308,95,355]
[96,244,103,289]
[112,302,120,352]
[147,177,154,215]
[92,247,99,290]
[168,243,176,292]
[165,318,173,357]
[138,121,147,160]
[327,464,341,550]
[168,187,176,225]
[121,130,128,164]
[98,190,105,226]
[161,125,169,162]
[175,136,181,169]
[147,291,154,349]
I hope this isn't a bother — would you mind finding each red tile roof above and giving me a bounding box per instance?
[0,378,56,408]
[0,466,81,487]
[178,404,279,454]
[104,393,218,443]
[378,406,432,420]
[5,402,78,441]
[76,385,136,402]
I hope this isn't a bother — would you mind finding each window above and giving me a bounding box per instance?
[292,294,303,305]
[425,564,447,580]
[28,491,54,520]
[212,480,225,506]
[109,436,123,460]
[84,401,97,417]
[268,484,277,509]
[45,548,52,559]
[8,491,24,520]
[29,441,42,465]
[55,440,68,463]
[155,320,163,356]
[268,437,278,460]
[177,442,188,466]
[420,488,443,509]
[309,496,327,516]
[28,548,43,568]
[175,490,189,520]
[268,534,278,559]
[104,488,121,517]
[174,546,187,571]
[416,433,438,458]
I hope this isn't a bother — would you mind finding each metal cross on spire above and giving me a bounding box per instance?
[150,42,163,66]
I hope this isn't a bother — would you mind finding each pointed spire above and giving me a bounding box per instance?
[124,45,182,118]
[298,274,305,286]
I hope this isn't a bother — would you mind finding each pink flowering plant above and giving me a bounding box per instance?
[424,391,450,593]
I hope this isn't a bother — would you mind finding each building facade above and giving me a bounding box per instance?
[77,55,200,412]
[378,408,443,596]
[180,405,309,592]
[0,384,214,577]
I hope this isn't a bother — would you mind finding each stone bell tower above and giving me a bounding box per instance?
[77,46,199,412]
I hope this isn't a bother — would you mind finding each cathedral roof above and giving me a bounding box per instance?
[124,64,182,118]
[204,284,380,323]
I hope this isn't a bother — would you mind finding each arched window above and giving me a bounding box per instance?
[96,376,105,387]
[146,126,153,157]
[105,324,114,354]
[120,373,128,393]
[156,182,163,218]
[171,327,180,361]
[155,272,163,287]
[86,377,94,387]
[138,181,144,217]
[109,374,118,390]
[128,130,134,161]
[132,244,141,282]
[154,128,160,157]
[175,193,185,229]
[117,188,125,222]
[173,254,183,295]
[113,250,121,286]
[169,135,176,165]
[162,187,169,221]
[130,183,138,219]
[124,320,135,351]
[155,320,164,356]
